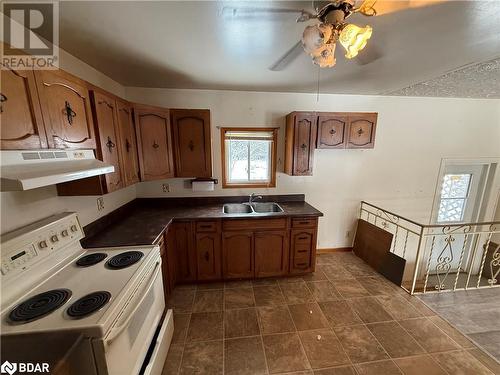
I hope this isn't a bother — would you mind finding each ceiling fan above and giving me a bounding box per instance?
[223,0,434,70]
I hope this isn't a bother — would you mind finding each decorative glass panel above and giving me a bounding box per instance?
[437,174,472,222]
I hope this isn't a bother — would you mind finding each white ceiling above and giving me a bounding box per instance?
[59,1,500,97]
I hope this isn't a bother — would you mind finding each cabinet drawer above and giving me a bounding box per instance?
[292,217,317,228]
[223,218,287,231]
[196,221,219,232]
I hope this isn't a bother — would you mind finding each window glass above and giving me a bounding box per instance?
[437,174,472,222]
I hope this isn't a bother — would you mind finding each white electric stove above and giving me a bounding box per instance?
[0,212,173,375]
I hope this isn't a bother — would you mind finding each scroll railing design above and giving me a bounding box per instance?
[359,201,500,295]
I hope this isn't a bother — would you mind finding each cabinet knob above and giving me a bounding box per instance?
[188,140,194,151]
[152,141,159,149]
[300,143,307,151]
[106,136,116,152]
[329,129,336,135]
[357,128,364,136]
[64,101,77,125]
[0,93,7,113]
[204,251,209,262]
[125,138,131,152]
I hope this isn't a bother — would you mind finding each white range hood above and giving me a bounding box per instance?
[1,150,115,191]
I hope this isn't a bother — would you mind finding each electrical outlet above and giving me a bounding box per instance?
[162,183,170,193]
[97,197,104,211]
[345,231,351,238]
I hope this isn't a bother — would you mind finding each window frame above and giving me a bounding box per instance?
[220,127,278,189]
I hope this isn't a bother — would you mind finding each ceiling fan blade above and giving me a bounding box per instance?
[360,0,445,16]
[355,44,382,65]
[269,41,304,71]
[222,6,314,20]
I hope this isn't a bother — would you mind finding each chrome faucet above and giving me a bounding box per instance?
[249,193,263,205]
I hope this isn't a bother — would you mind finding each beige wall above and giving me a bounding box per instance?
[127,87,500,248]
[0,50,135,234]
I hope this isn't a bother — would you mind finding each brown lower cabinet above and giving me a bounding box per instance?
[255,230,289,278]
[222,231,254,279]
[196,231,222,281]
[160,216,318,291]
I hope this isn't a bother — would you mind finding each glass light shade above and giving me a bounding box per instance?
[312,44,336,68]
[339,24,372,59]
[302,23,333,55]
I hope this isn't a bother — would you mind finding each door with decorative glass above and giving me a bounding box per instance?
[427,164,488,289]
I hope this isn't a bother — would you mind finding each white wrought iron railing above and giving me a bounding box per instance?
[359,201,500,295]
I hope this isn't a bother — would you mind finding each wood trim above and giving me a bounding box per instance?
[220,127,278,189]
[317,247,353,254]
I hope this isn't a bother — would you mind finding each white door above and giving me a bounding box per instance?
[426,164,488,285]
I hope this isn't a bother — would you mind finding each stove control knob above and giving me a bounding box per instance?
[39,240,48,249]
[70,225,78,233]
[61,230,69,237]
[50,235,59,243]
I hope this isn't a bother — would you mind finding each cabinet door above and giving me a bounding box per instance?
[35,70,96,149]
[174,222,197,283]
[222,231,254,279]
[134,105,174,181]
[346,113,377,149]
[171,109,212,177]
[116,99,140,186]
[290,229,316,274]
[293,113,317,175]
[316,114,347,149]
[91,91,123,192]
[255,230,289,278]
[0,66,47,149]
[196,232,222,280]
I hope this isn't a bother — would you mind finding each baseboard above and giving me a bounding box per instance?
[317,247,353,254]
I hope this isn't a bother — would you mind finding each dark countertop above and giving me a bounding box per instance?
[81,196,323,249]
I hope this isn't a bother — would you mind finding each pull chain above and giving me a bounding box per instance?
[316,66,321,102]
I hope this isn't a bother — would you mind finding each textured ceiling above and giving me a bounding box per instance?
[387,58,500,98]
[57,1,500,98]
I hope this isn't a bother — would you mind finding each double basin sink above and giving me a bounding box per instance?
[223,202,283,214]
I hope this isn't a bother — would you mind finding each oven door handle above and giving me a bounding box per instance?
[106,261,161,343]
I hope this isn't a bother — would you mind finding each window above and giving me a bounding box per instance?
[437,174,473,222]
[221,128,278,188]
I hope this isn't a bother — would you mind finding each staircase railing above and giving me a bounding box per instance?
[359,201,500,295]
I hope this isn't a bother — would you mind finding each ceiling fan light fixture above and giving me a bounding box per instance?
[312,43,336,68]
[339,24,372,59]
[301,23,333,55]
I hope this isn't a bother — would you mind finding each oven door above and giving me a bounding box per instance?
[98,257,165,375]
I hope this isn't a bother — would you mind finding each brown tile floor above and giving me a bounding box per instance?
[163,252,498,374]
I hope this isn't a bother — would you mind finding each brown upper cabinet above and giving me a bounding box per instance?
[170,109,212,178]
[134,104,175,181]
[346,113,377,149]
[285,112,317,176]
[89,90,124,192]
[285,111,378,175]
[0,66,47,149]
[35,69,96,149]
[116,99,140,186]
[316,113,348,149]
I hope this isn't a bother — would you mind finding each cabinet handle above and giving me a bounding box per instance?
[188,140,194,151]
[204,251,209,262]
[106,136,116,152]
[0,93,7,113]
[152,141,160,149]
[125,138,131,152]
[298,236,308,240]
[329,129,336,135]
[357,128,364,136]
[199,225,212,229]
[296,262,308,268]
[300,143,307,151]
[299,221,310,224]
[64,101,77,125]
[298,249,308,253]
